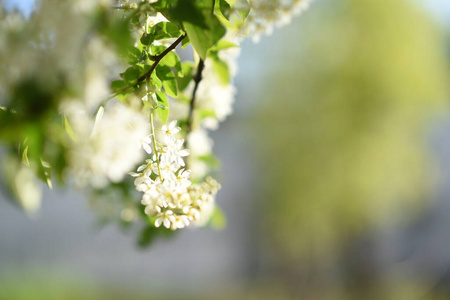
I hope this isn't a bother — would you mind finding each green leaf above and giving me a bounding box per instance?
[198,153,221,168]
[63,115,77,142]
[111,80,129,93]
[22,145,30,167]
[209,205,226,230]
[181,35,190,48]
[155,90,169,124]
[151,72,162,90]
[182,0,226,60]
[138,225,157,247]
[100,16,132,55]
[152,22,182,40]
[160,51,183,77]
[150,45,167,56]
[163,74,178,98]
[168,0,208,28]
[127,46,142,64]
[139,50,148,62]
[151,0,170,10]
[160,51,181,68]
[218,0,231,19]
[140,33,154,46]
[177,61,194,92]
[237,2,251,19]
[156,65,178,98]
[141,22,183,46]
[137,225,176,248]
[122,65,143,84]
[142,63,152,73]
[184,17,226,59]
[209,39,239,52]
[115,93,127,103]
[211,56,230,85]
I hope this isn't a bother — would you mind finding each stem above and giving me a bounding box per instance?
[118,34,187,94]
[186,59,205,133]
[96,34,187,113]
[150,111,163,180]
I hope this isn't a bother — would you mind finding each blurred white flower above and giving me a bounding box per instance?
[187,128,214,180]
[64,101,150,188]
[242,0,312,43]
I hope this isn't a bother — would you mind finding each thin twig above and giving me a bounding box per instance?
[117,34,187,94]
[97,34,187,113]
[187,59,205,133]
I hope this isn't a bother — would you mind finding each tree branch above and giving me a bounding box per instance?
[112,34,187,96]
[187,59,205,133]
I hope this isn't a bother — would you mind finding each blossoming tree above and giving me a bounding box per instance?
[0,0,311,245]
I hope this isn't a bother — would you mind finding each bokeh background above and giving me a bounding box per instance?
[1,0,450,299]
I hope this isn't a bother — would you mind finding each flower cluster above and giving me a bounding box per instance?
[63,101,150,188]
[243,0,312,42]
[131,120,221,230]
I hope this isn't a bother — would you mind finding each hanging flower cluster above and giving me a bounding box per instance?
[130,120,220,230]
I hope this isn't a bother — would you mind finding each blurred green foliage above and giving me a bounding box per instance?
[254,0,449,297]
[0,0,132,212]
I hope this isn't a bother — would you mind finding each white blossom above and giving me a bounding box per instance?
[64,101,150,188]
[131,120,220,230]
[242,0,313,43]
[155,210,175,228]
[141,135,153,154]
[161,120,181,141]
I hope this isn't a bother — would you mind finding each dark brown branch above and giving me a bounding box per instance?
[187,59,205,133]
[113,34,187,95]
[96,34,186,115]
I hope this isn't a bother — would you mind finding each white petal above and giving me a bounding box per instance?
[175,139,184,148]
[172,127,181,135]
[144,168,153,177]
[168,120,177,129]
[178,149,190,156]
[143,143,152,154]
[163,219,171,228]
[177,157,185,167]
[143,135,152,144]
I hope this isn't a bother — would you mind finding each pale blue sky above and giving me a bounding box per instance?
[2,0,35,16]
[415,0,450,26]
